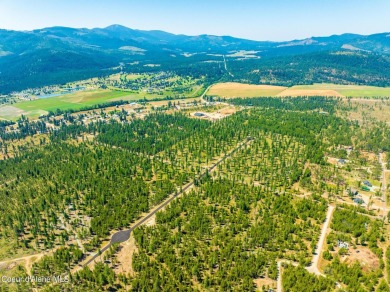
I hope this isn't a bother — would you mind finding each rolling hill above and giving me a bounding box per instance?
[0,25,389,93]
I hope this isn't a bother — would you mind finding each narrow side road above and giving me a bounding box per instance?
[306,204,335,276]
[223,55,234,78]
[277,260,298,292]
[278,193,386,289]
[379,153,388,219]
[276,204,335,291]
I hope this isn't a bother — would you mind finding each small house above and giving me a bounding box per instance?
[363,180,372,187]
[353,197,364,205]
[338,159,347,165]
[337,240,349,249]
[194,112,205,117]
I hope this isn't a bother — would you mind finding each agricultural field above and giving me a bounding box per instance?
[207,82,287,98]
[2,81,390,121]
[0,72,206,120]
[279,84,390,98]
[277,87,344,97]
[207,82,390,99]
[0,90,131,120]
[0,105,29,121]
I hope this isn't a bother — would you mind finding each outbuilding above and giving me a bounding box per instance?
[363,180,372,187]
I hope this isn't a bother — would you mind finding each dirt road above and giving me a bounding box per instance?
[306,205,335,275]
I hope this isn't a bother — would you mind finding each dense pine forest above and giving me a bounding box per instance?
[0,94,389,291]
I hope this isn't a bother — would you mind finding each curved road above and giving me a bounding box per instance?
[200,84,213,99]
[82,138,251,267]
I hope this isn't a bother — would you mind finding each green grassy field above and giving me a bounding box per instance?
[2,90,133,120]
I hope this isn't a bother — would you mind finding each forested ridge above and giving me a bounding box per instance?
[226,51,390,87]
[1,25,389,93]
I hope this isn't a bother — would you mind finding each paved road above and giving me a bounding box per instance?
[82,138,251,267]
[306,205,335,276]
[379,153,388,219]
[200,84,213,99]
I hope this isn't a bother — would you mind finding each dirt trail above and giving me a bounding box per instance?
[0,253,45,267]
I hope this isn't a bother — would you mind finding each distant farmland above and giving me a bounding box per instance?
[208,82,390,98]
[278,84,390,98]
[2,82,390,121]
[207,82,287,98]
[1,90,134,120]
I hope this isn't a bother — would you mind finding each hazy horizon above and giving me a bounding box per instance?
[1,23,389,43]
[0,0,389,41]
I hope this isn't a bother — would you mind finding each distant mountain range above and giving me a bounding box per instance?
[0,25,389,93]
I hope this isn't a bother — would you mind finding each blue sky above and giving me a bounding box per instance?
[0,0,388,41]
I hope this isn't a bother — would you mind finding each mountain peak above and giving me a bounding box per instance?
[104,24,133,31]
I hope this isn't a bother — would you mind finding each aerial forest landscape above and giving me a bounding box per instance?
[0,0,389,291]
